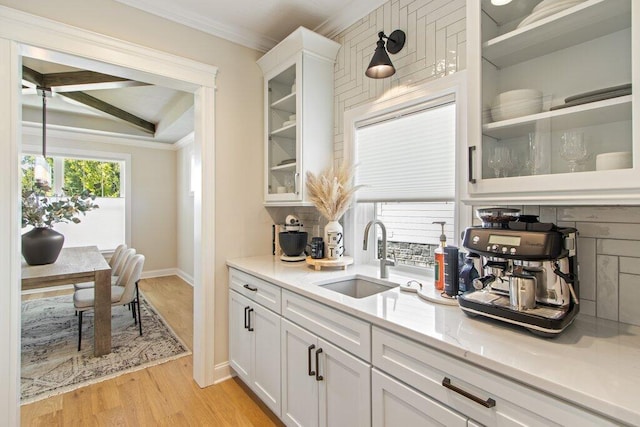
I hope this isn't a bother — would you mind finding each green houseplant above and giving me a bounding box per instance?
[21,183,99,265]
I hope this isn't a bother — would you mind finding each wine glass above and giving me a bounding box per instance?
[560,132,589,173]
[488,146,510,178]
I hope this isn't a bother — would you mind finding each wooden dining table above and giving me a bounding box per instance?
[21,246,112,356]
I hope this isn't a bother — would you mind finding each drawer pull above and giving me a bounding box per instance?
[315,348,323,381]
[442,377,496,408]
[307,344,316,376]
[243,284,258,292]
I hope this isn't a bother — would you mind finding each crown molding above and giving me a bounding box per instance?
[114,0,278,52]
[314,0,387,39]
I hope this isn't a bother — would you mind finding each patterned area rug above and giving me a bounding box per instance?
[21,293,190,404]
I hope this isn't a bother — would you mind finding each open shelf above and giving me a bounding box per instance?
[270,123,296,139]
[483,0,631,68]
[270,162,296,171]
[271,92,296,112]
[483,95,632,140]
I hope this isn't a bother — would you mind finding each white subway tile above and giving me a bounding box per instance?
[576,222,640,240]
[578,237,596,300]
[557,206,640,223]
[596,255,619,321]
[597,239,640,257]
[619,273,640,326]
[539,206,557,224]
[620,257,640,275]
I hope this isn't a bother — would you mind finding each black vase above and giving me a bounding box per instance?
[22,227,65,265]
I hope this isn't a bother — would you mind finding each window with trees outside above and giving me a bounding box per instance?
[21,154,126,251]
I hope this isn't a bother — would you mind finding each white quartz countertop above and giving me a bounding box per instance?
[227,255,640,425]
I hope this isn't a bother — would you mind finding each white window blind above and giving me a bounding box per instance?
[354,96,455,202]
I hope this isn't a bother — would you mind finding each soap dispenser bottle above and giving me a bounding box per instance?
[433,221,447,291]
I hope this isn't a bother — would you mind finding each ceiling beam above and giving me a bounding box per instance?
[42,70,150,92]
[22,66,44,87]
[60,91,156,135]
[23,65,155,135]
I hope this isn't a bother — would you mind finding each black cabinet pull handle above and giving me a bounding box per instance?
[244,284,258,292]
[247,308,254,331]
[315,348,323,381]
[307,344,316,376]
[468,145,477,184]
[244,306,250,329]
[442,377,495,408]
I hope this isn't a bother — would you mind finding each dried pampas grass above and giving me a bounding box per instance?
[306,163,360,221]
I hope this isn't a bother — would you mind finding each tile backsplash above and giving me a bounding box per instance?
[502,205,640,327]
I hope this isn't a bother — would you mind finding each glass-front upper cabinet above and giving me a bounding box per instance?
[266,64,298,200]
[258,27,340,205]
[465,0,638,204]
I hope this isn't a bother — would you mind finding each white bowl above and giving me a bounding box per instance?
[491,99,543,122]
[492,89,542,106]
[595,152,632,171]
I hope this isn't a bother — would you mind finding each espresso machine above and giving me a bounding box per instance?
[459,208,579,336]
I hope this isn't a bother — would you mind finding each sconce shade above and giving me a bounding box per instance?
[365,30,406,79]
[365,39,395,78]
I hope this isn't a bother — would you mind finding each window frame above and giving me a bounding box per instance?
[21,144,132,251]
[342,71,472,270]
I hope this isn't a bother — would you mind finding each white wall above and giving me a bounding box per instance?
[2,0,270,370]
[177,140,195,282]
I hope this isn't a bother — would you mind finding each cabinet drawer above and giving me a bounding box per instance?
[372,326,615,427]
[229,268,281,314]
[282,290,370,362]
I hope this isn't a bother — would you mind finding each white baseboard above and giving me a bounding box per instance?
[176,269,194,287]
[21,284,75,295]
[140,268,178,279]
[213,362,233,384]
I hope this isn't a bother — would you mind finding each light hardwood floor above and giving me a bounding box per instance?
[21,276,283,426]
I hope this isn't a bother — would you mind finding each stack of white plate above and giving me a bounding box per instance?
[517,0,585,29]
[595,152,632,171]
[490,89,543,122]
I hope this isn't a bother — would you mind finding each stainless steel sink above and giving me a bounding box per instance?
[318,277,398,298]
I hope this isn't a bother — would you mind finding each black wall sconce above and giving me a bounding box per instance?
[365,30,406,79]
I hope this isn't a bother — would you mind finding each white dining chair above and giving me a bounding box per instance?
[74,253,145,351]
[74,247,135,291]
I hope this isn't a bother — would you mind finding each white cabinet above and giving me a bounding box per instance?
[281,319,371,427]
[257,27,340,205]
[228,290,281,417]
[372,368,467,427]
[465,0,639,204]
[372,326,615,427]
[229,291,281,416]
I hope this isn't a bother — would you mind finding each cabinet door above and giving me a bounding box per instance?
[372,369,467,427]
[252,303,281,417]
[229,291,252,383]
[317,338,370,427]
[281,319,318,427]
[465,0,638,204]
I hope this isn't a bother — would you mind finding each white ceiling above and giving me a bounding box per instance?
[115,0,386,52]
[22,0,386,145]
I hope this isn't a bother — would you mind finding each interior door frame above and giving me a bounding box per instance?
[0,6,218,425]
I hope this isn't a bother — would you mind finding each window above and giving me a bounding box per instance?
[344,74,466,271]
[21,152,127,251]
